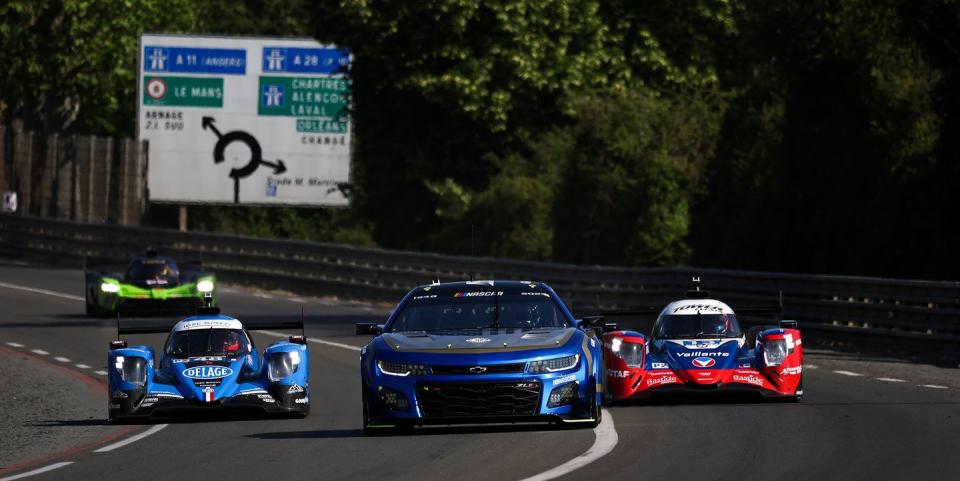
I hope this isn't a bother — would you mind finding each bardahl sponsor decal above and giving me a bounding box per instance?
[607,369,630,378]
[646,375,678,386]
[733,374,765,386]
[182,366,234,379]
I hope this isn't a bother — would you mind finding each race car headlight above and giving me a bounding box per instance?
[196,280,214,293]
[100,282,120,293]
[268,351,301,381]
[613,341,644,368]
[763,339,788,367]
[527,354,579,373]
[377,360,431,377]
[116,356,147,384]
[547,381,579,408]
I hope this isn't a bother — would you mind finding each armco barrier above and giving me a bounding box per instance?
[2,214,959,341]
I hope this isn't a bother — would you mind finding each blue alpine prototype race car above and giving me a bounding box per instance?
[107,304,309,421]
[356,280,605,433]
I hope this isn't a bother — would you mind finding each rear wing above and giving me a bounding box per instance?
[115,305,306,337]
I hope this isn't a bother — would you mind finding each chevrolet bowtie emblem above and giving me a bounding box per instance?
[469,366,487,374]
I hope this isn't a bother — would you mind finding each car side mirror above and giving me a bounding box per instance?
[355,323,383,335]
[780,320,798,329]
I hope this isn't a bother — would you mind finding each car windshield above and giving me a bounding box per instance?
[388,291,572,333]
[165,328,251,358]
[654,313,741,339]
[126,259,178,280]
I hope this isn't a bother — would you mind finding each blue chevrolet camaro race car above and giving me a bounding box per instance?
[107,303,309,421]
[357,280,605,433]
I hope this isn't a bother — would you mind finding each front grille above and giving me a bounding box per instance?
[430,363,526,375]
[418,382,541,418]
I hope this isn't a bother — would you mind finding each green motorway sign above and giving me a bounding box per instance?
[258,76,348,121]
[143,76,223,107]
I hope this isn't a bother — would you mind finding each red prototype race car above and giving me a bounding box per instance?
[599,279,803,402]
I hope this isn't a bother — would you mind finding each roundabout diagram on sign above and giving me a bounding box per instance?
[202,116,286,203]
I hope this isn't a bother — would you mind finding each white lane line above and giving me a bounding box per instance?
[260,330,362,352]
[518,409,618,481]
[54,356,71,363]
[253,293,273,299]
[5,342,24,348]
[0,462,74,481]
[805,364,818,369]
[289,297,307,303]
[833,370,863,377]
[31,349,49,356]
[0,281,83,302]
[75,364,91,369]
[93,370,107,376]
[876,377,906,383]
[920,384,949,389]
[93,424,168,453]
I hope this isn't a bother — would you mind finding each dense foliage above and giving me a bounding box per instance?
[2,0,958,279]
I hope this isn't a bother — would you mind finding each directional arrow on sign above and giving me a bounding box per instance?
[202,116,222,138]
[260,159,287,175]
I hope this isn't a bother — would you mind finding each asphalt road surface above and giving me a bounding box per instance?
[1,260,958,481]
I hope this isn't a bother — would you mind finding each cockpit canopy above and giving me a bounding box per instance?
[653,299,742,339]
[164,328,252,358]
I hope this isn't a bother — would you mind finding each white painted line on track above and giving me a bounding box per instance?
[31,349,49,356]
[876,377,906,383]
[93,370,107,376]
[289,297,306,303]
[920,384,949,389]
[0,281,83,302]
[833,370,863,377]
[805,364,818,369]
[260,330,362,352]
[5,342,24,348]
[75,364,91,369]
[518,409,618,481]
[54,356,71,363]
[0,462,74,481]
[253,293,273,299]
[93,424,168,453]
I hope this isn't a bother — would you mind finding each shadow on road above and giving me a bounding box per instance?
[246,422,573,440]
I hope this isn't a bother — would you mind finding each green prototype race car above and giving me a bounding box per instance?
[85,249,216,317]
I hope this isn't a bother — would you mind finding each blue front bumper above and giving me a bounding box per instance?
[363,361,595,425]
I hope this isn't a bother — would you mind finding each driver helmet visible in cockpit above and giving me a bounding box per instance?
[222,331,241,353]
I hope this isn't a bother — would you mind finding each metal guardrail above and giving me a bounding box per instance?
[2,214,959,340]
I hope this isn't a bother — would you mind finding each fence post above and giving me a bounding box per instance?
[12,128,33,215]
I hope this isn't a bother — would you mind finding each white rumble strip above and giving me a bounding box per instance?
[920,384,949,389]
[6,342,24,348]
[54,357,71,363]
[92,370,108,376]
[30,349,49,356]
[876,377,906,383]
[75,364,91,369]
[833,370,863,377]
[0,462,74,481]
